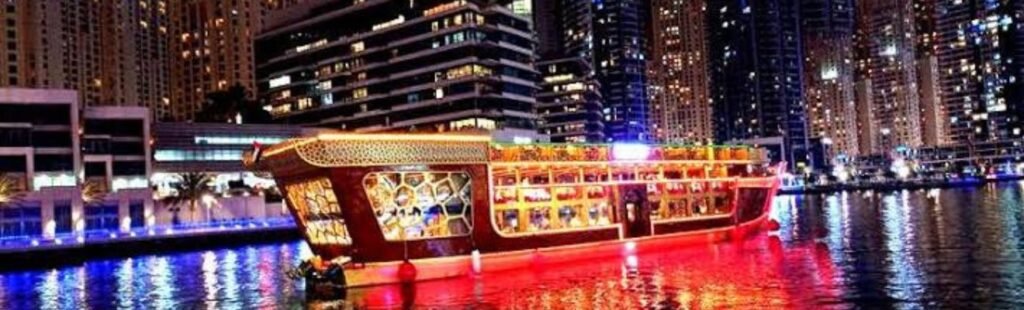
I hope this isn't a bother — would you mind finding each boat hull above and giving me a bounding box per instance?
[340,205,775,288]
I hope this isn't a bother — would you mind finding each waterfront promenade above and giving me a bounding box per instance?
[0,217,298,270]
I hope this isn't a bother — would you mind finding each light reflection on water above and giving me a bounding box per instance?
[2,184,1024,308]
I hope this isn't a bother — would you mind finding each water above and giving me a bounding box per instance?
[2,183,1024,309]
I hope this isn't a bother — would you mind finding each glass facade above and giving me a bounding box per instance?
[0,203,42,238]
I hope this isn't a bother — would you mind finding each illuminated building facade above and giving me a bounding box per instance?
[168,0,287,122]
[935,0,1024,144]
[913,0,949,147]
[707,0,811,167]
[800,0,859,159]
[856,0,923,154]
[649,0,712,144]
[593,0,651,142]
[255,0,541,140]
[0,88,154,240]
[0,1,171,117]
[531,0,604,142]
[536,58,604,142]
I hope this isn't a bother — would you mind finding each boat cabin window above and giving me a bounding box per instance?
[284,178,351,245]
[363,171,473,241]
[649,181,734,222]
[492,167,617,235]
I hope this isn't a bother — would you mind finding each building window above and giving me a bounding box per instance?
[353,88,368,99]
[0,203,42,238]
[54,201,72,234]
[85,203,119,233]
[129,201,145,228]
[351,41,365,53]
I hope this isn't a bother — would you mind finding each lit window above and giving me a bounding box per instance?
[318,80,332,90]
[353,88,368,99]
[363,172,473,241]
[351,41,365,53]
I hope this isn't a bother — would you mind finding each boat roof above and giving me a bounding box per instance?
[244,133,768,175]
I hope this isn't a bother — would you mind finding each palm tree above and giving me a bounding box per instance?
[0,173,24,208]
[161,172,213,225]
[80,180,107,205]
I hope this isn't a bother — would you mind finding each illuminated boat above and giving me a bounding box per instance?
[245,133,782,288]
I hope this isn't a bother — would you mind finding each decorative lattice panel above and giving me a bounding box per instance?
[285,178,350,245]
[296,139,489,167]
[363,171,473,241]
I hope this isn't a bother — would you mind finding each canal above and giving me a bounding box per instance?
[2,182,1024,308]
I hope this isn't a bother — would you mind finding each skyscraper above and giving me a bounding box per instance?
[254,0,541,140]
[531,0,605,142]
[708,0,810,167]
[168,0,293,122]
[935,0,1024,144]
[801,0,859,159]
[0,1,170,116]
[649,0,712,144]
[593,0,651,142]
[856,0,923,154]
[913,0,949,147]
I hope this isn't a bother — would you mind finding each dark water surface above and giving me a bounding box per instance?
[3,182,1024,309]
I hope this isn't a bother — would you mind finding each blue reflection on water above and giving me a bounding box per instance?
[3,184,1024,308]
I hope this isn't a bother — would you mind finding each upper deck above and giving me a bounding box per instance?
[246,133,770,174]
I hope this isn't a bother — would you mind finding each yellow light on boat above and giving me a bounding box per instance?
[316,133,492,143]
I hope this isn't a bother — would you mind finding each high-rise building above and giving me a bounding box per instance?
[167,0,283,122]
[593,0,651,142]
[0,1,170,116]
[254,0,542,141]
[531,0,605,142]
[800,0,859,159]
[536,58,604,142]
[0,0,24,87]
[708,0,811,167]
[649,0,712,144]
[935,0,1024,144]
[856,0,923,154]
[913,0,949,147]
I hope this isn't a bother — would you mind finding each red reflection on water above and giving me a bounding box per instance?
[319,234,843,309]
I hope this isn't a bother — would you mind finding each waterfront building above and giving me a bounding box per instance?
[856,0,923,154]
[800,0,859,159]
[0,88,153,240]
[151,122,314,194]
[915,139,1024,176]
[254,0,544,142]
[150,122,317,222]
[934,0,1024,145]
[649,0,712,144]
[0,1,171,119]
[707,0,811,168]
